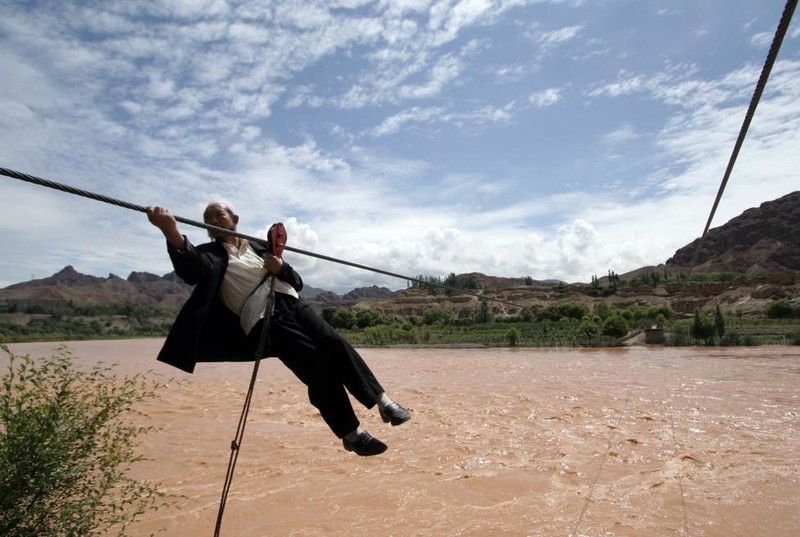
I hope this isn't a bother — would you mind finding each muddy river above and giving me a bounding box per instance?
[6,340,799,536]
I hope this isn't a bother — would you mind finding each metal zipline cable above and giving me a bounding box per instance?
[0,165,529,310]
[685,0,797,281]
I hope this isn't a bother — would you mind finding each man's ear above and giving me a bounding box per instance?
[233,214,239,226]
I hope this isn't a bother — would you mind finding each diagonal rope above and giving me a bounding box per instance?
[685,0,797,281]
[571,388,631,537]
[213,276,276,537]
[214,356,261,537]
[0,165,530,310]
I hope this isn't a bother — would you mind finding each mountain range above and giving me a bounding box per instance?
[2,191,799,317]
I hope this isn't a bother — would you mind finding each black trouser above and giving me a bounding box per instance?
[248,293,384,438]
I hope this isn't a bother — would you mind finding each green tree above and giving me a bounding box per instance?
[608,269,621,290]
[590,275,600,290]
[0,345,169,537]
[507,327,519,347]
[691,310,716,342]
[322,308,357,329]
[714,305,726,338]
[475,301,492,324]
[422,307,452,326]
[594,302,613,320]
[356,308,383,328]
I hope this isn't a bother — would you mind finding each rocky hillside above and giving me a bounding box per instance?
[1,266,191,311]
[1,191,798,319]
[667,191,800,273]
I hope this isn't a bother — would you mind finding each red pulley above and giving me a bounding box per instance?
[269,222,287,257]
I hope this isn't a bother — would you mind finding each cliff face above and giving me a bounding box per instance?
[666,191,800,273]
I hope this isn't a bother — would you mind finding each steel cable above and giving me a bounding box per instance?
[0,165,528,310]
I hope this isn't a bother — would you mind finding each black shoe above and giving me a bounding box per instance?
[342,430,388,456]
[379,402,411,426]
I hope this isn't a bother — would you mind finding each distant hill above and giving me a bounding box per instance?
[1,266,190,311]
[1,191,798,317]
[0,265,397,311]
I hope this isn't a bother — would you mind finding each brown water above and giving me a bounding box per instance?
[5,340,799,536]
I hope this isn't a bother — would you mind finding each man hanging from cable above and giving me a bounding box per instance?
[146,202,410,456]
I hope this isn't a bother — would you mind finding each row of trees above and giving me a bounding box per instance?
[690,306,727,342]
[3,301,168,319]
[324,301,674,329]
[323,297,799,348]
[0,301,175,342]
[322,302,677,347]
[408,272,481,294]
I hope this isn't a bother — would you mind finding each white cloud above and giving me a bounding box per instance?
[528,87,561,107]
[1,1,797,294]
[536,24,582,49]
[601,123,638,145]
[750,31,773,48]
[370,107,447,137]
[398,52,465,99]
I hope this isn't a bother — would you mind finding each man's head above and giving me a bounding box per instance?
[203,202,239,240]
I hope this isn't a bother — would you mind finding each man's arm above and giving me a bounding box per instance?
[147,205,215,285]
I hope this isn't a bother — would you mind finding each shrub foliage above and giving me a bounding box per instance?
[0,344,168,537]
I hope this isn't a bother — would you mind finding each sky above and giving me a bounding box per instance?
[1,0,798,294]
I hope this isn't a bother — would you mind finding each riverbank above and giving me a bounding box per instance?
[5,340,800,536]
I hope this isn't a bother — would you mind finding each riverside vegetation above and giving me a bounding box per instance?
[1,295,798,347]
[330,300,800,348]
[0,344,171,537]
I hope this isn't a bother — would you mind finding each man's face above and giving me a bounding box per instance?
[203,203,238,238]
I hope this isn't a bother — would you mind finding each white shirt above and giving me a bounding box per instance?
[218,240,299,335]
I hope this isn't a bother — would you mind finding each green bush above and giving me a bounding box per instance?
[601,313,628,338]
[0,344,169,537]
[539,303,590,322]
[422,307,452,326]
[691,310,716,342]
[765,299,794,319]
[322,307,357,329]
[506,327,519,347]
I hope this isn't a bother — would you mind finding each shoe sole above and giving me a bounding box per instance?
[344,443,388,456]
[382,414,411,426]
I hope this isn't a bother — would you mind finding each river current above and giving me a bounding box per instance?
[6,340,799,536]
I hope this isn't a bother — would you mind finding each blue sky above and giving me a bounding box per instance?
[1,0,798,293]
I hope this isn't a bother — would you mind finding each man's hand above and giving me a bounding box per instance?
[147,206,184,248]
[263,253,284,275]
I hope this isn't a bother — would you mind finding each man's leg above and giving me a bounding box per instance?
[249,316,359,439]
[290,298,385,408]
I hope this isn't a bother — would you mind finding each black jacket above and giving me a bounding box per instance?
[157,237,303,373]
